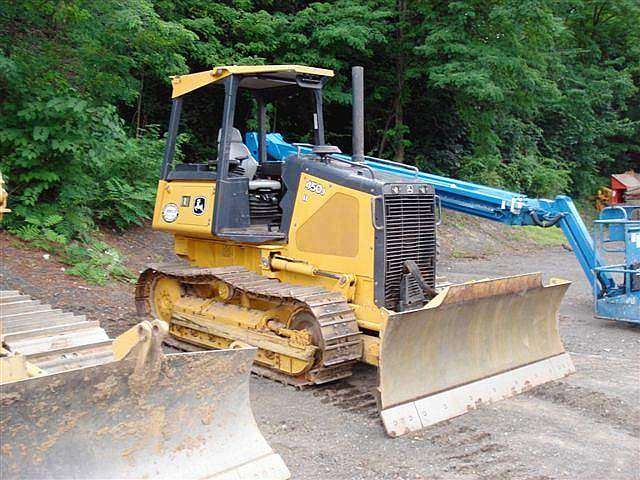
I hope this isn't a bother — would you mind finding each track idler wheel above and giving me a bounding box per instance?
[149,275,181,322]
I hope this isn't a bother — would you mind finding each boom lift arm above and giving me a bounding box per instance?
[247,133,612,297]
[252,133,638,323]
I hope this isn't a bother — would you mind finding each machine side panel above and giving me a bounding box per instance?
[279,154,382,239]
[278,171,385,321]
[295,192,360,257]
[152,180,217,239]
[285,172,376,279]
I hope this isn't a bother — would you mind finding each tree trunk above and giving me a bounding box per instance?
[377,109,395,156]
[393,0,406,163]
[135,71,144,138]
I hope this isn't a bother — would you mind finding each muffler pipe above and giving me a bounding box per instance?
[352,66,365,163]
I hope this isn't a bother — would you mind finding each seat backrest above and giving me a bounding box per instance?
[218,128,258,180]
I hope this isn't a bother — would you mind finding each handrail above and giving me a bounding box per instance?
[364,155,419,177]
[328,155,376,180]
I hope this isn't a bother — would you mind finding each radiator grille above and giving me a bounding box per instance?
[383,193,437,309]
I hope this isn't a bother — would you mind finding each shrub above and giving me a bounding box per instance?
[0,87,163,240]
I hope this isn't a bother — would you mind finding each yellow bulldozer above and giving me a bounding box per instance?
[0,172,289,479]
[137,65,575,437]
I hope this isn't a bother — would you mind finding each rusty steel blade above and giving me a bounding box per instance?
[378,273,575,437]
[0,348,290,480]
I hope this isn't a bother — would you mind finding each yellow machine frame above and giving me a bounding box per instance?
[152,171,385,365]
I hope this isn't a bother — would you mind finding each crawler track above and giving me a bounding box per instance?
[136,263,362,384]
[0,290,113,373]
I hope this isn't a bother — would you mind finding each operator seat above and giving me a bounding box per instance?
[223,128,259,179]
[219,128,281,191]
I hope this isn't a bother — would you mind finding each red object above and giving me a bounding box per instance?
[610,171,640,205]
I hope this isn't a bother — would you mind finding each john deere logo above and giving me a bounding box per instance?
[193,196,206,215]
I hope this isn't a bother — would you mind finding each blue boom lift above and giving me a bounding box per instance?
[244,132,639,324]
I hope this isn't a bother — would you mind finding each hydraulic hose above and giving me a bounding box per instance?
[530,211,565,228]
[403,260,438,299]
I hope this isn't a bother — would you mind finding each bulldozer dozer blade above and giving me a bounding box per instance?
[378,273,574,437]
[0,347,290,480]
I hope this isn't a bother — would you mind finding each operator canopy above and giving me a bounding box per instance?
[171,65,335,98]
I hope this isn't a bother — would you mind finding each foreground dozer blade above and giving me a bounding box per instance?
[378,273,574,437]
[0,346,290,479]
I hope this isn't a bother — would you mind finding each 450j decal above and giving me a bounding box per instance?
[305,180,325,196]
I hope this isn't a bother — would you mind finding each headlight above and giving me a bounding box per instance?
[162,203,179,223]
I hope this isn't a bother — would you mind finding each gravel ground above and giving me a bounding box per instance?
[250,249,639,480]
[1,226,638,479]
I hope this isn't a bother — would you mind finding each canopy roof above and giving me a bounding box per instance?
[170,65,334,98]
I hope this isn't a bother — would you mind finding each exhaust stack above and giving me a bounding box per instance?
[352,66,365,163]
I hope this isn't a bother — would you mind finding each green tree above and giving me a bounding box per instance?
[0,0,194,237]
[2,0,638,249]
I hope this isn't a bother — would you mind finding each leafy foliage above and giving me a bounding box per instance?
[0,0,173,241]
[1,93,164,237]
[1,0,638,281]
[60,241,135,285]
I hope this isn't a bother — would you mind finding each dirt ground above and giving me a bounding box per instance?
[1,220,638,480]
